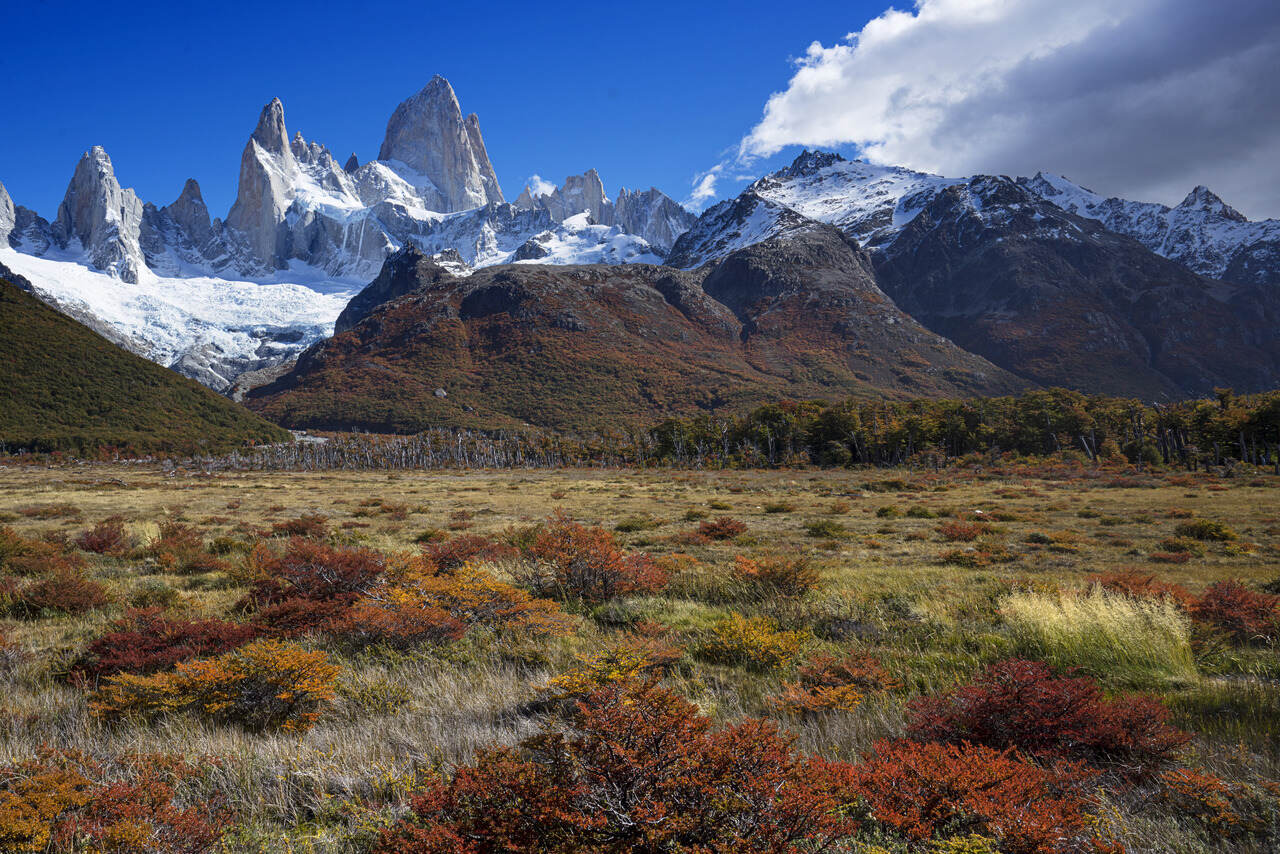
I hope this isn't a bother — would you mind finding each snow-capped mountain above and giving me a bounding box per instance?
[1019,172,1280,286]
[512,168,696,254]
[0,76,693,391]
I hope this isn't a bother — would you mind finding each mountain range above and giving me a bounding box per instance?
[4,77,1280,438]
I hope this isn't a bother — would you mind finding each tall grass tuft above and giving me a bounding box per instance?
[1000,587,1196,686]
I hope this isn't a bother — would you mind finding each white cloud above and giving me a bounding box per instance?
[686,168,721,209]
[525,174,557,197]
[736,0,1280,217]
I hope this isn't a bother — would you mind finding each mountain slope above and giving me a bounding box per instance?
[0,276,289,454]
[874,177,1280,397]
[247,227,1025,433]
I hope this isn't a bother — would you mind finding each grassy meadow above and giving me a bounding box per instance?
[0,461,1277,852]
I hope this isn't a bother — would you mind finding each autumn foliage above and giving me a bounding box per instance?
[421,534,516,573]
[375,679,859,854]
[70,609,259,683]
[525,515,666,603]
[1188,580,1279,644]
[92,638,339,732]
[907,658,1190,777]
[772,651,896,716]
[0,749,226,853]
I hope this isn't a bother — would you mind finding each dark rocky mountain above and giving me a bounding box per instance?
[246,226,1025,433]
[873,177,1280,398]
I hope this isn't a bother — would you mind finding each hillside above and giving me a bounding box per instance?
[247,229,1026,433]
[0,276,290,454]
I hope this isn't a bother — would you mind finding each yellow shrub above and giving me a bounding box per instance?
[0,768,91,852]
[92,638,339,732]
[695,613,807,670]
[411,564,573,637]
[540,637,682,701]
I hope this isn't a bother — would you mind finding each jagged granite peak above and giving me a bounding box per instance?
[0,180,14,245]
[162,178,212,244]
[344,153,360,173]
[515,170,694,254]
[378,75,504,212]
[1177,185,1247,222]
[252,97,290,154]
[52,146,146,283]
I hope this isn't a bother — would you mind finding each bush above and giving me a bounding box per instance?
[92,638,340,732]
[329,595,467,651]
[539,636,683,702]
[0,528,83,577]
[269,513,329,539]
[938,521,988,542]
[772,652,895,716]
[251,596,350,638]
[1175,519,1237,541]
[374,679,858,854]
[74,516,133,556]
[804,519,847,538]
[1085,569,1195,609]
[3,570,110,618]
[413,565,573,637]
[71,609,260,683]
[1157,768,1280,839]
[695,613,807,670]
[837,740,1101,854]
[1189,580,1279,645]
[1001,588,1196,683]
[907,659,1190,776]
[246,538,384,607]
[421,534,516,573]
[525,515,666,603]
[697,516,748,540]
[148,520,225,575]
[940,543,1014,567]
[0,749,227,854]
[731,553,821,597]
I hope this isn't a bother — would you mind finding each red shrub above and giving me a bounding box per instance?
[329,599,467,651]
[837,740,1101,854]
[149,521,225,575]
[698,516,748,540]
[70,609,259,683]
[938,520,987,542]
[4,570,110,618]
[74,516,132,556]
[375,679,858,854]
[246,538,384,606]
[0,527,84,576]
[1189,580,1279,644]
[0,749,227,854]
[421,534,516,573]
[906,659,1190,777]
[251,597,350,638]
[1087,568,1195,608]
[269,513,329,539]
[526,515,667,603]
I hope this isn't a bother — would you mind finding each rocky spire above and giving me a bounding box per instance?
[1177,185,1247,222]
[344,153,360,173]
[0,180,14,246]
[162,178,212,244]
[378,75,504,211]
[226,98,299,270]
[52,146,146,282]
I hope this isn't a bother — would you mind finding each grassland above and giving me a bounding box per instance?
[0,462,1277,851]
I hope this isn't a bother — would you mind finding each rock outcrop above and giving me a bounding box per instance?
[0,181,14,245]
[378,76,504,212]
[51,147,147,283]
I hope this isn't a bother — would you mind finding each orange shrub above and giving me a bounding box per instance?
[412,565,572,637]
[92,638,339,732]
[329,595,467,651]
[772,651,896,716]
[837,740,1102,854]
[526,514,666,603]
[0,527,83,577]
[268,513,329,539]
[244,538,384,608]
[148,521,225,575]
[375,679,858,854]
[1158,768,1280,839]
[0,749,226,854]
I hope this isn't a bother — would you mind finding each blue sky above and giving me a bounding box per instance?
[0,0,882,218]
[6,0,1278,220]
